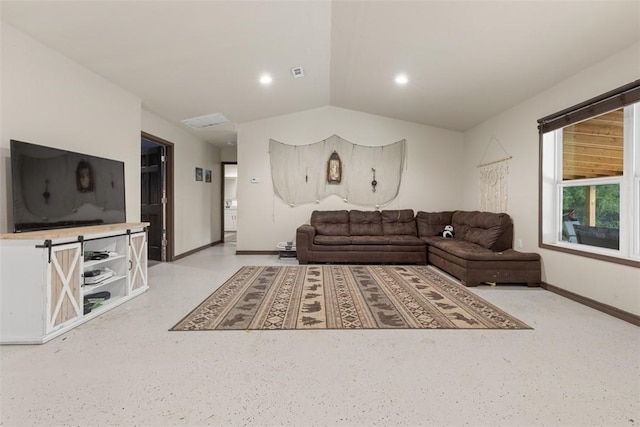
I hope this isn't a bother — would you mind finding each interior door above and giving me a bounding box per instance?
[222,162,238,240]
[141,145,164,261]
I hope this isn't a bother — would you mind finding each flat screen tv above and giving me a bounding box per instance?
[10,139,126,233]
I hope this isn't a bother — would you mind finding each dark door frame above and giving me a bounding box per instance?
[141,131,175,262]
[221,161,238,242]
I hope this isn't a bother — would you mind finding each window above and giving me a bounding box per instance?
[538,81,640,267]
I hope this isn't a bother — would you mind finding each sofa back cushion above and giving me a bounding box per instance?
[381,209,417,236]
[349,210,383,236]
[451,211,513,251]
[416,211,454,237]
[310,210,350,236]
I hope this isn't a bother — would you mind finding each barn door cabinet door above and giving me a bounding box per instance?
[46,242,83,333]
[128,231,148,294]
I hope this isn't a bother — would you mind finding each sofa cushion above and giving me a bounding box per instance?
[349,210,383,236]
[416,211,454,237]
[451,211,512,250]
[423,236,493,257]
[386,235,426,246]
[426,238,540,262]
[314,235,352,245]
[351,235,389,245]
[311,210,350,236]
[381,209,417,236]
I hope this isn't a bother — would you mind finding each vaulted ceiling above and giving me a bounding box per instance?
[1,1,639,147]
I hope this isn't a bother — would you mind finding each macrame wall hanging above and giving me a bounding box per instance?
[477,136,512,213]
[269,135,406,207]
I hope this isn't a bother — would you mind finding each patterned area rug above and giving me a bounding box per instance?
[170,265,531,330]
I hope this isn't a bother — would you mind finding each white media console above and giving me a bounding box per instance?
[0,223,149,344]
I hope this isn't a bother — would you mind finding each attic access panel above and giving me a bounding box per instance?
[181,113,230,129]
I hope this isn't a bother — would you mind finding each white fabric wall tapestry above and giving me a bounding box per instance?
[477,136,511,213]
[269,135,406,207]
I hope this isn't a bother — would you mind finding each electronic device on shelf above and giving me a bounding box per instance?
[83,268,115,285]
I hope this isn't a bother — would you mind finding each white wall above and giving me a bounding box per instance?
[221,147,237,163]
[142,110,221,255]
[236,105,464,250]
[462,43,640,315]
[0,23,221,257]
[0,23,141,233]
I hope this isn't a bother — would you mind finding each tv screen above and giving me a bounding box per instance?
[10,140,126,232]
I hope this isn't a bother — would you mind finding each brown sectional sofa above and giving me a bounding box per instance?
[296,209,541,287]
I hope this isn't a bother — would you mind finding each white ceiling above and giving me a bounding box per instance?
[2,1,639,147]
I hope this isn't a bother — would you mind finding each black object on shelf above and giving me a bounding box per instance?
[84,251,110,261]
[83,301,94,315]
[83,291,111,315]
[84,291,111,302]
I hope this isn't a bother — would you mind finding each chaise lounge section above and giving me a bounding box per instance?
[416,211,541,287]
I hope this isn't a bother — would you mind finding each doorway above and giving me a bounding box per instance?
[221,162,238,243]
[141,132,175,262]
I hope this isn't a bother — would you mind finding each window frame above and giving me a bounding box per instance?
[538,81,640,268]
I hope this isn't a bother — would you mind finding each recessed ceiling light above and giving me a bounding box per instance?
[259,74,273,85]
[395,74,409,85]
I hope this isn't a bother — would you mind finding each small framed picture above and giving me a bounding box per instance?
[205,170,212,183]
[195,167,203,181]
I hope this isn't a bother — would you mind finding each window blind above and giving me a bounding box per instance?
[538,80,640,134]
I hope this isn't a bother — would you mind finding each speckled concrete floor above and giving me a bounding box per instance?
[1,243,639,427]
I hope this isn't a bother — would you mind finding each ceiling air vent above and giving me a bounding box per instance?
[291,67,305,78]
[181,113,229,129]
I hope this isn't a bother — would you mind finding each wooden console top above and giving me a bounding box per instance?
[0,223,150,240]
